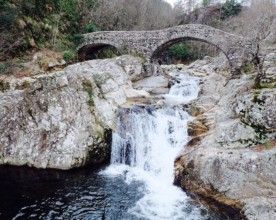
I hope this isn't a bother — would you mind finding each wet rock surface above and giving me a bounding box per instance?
[171,55,276,220]
[133,75,170,95]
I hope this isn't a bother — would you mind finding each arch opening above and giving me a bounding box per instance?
[150,37,229,66]
[78,44,121,61]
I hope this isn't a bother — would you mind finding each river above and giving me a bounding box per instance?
[0,71,228,220]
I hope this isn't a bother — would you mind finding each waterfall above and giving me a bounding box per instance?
[102,72,208,219]
[111,107,189,182]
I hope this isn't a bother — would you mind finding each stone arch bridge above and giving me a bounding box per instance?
[78,24,258,74]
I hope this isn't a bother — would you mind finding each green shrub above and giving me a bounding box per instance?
[169,43,190,60]
[0,0,17,29]
[0,62,12,75]
[63,50,76,62]
[95,48,119,59]
[202,0,211,7]
[220,0,242,20]
[241,63,254,74]
[72,34,84,46]
[0,80,10,92]
[84,23,99,33]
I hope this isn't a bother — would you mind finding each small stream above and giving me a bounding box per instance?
[0,72,229,220]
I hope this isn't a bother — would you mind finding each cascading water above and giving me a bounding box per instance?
[102,72,211,220]
[0,71,229,220]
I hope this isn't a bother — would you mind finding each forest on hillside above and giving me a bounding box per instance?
[0,0,275,74]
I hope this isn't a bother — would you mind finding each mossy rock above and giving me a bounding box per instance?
[241,63,255,74]
[82,80,95,107]
[259,81,276,89]
[252,90,265,105]
[0,81,10,92]
[15,81,31,90]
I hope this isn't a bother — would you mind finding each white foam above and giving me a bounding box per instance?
[164,73,200,106]
[101,72,207,219]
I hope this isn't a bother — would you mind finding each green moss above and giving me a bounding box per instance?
[263,141,273,150]
[82,80,94,107]
[253,125,267,141]
[252,90,265,105]
[259,81,276,89]
[252,91,259,103]
[95,129,104,140]
[0,62,12,75]
[241,63,254,74]
[0,80,10,92]
[123,47,146,61]
[237,139,255,148]
[63,50,76,63]
[15,81,31,90]
[240,120,268,145]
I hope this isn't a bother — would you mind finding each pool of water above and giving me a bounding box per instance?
[0,165,226,220]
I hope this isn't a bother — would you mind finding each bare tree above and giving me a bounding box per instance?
[223,0,276,86]
[83,0,175,31]
[223,0,276,42]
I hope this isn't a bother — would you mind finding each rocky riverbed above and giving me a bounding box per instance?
[170,53,276,220]
[0,51,275,219]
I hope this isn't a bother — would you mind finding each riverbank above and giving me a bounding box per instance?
[170,53,276,220]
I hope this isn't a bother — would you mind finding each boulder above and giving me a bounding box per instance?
[133,75,169,95]
[0,56,146,169]
[236,89,276,132]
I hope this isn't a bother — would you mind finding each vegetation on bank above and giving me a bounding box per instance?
[0,0,97,62]
[0,0,174,62]
[155,41,219,64]
[0,0,275,76]
[0,0,243,61]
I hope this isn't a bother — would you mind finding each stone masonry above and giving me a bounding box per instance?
[78,24,258,75]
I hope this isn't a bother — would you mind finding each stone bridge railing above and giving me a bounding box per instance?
[78,24,258,75]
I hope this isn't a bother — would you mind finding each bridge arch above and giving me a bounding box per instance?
[149,37,226,65]
[78,42,122,61]
[78,24,258,75]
